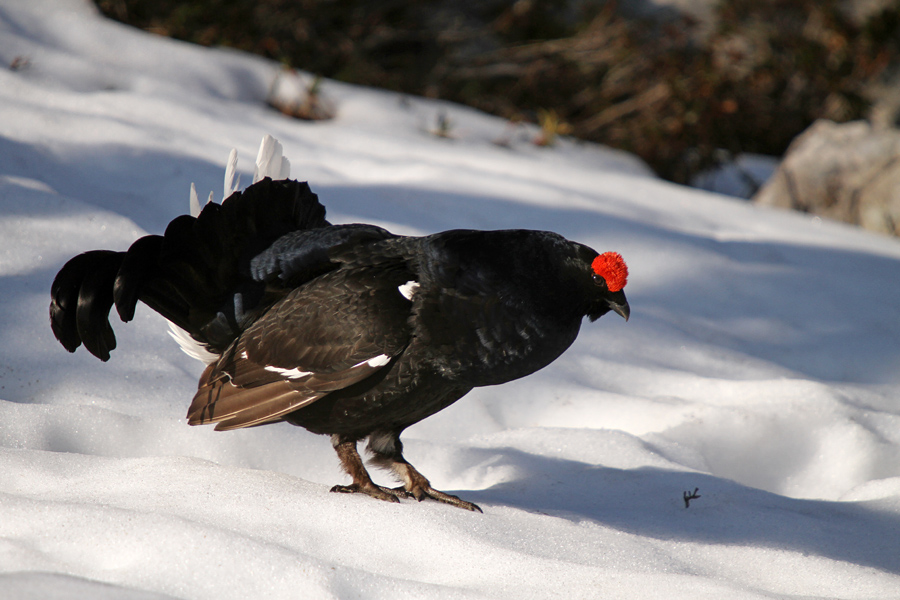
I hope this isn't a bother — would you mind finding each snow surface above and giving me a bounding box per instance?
[691,153,779,199]
[2,1,900,598]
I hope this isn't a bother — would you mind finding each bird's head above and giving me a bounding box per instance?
[586,251,630,322]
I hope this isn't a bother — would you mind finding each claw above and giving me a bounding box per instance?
[330,483,404,503]
[388,457,483,512]
[330,482,481,511]
[412,486,482,513]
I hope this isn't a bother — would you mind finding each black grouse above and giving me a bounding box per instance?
[50,177,629,512]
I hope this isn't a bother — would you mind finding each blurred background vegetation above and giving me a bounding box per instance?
[95,0,900,185]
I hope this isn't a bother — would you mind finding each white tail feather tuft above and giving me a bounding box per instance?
[189,186,215,218]
[253,134,290,182]
[189,182,201,217]
[224,148,239,200]
[192,137,289,216]
[175,136,294,362]
[167,321,218,365]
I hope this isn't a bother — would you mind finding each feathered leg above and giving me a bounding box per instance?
[366,431,482,513]
[330,435,409,503]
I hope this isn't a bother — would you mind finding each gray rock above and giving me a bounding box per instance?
[753,120,900,236]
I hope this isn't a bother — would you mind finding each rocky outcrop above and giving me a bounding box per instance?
[753,120,900,236]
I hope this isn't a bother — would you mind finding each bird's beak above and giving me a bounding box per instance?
[610,300,630,321]
[608,292,630,321]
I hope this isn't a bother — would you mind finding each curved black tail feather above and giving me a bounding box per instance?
[50,250,125,361]
[49,178,330,361]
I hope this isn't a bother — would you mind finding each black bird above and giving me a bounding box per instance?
[50,177,629,512]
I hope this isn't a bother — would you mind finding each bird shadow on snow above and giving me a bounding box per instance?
[457,447,900,575]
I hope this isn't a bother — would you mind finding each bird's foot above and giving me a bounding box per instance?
[329,482,481,512]
[331,437,482,512]
[404,483,482,513]
[330,482,409,504]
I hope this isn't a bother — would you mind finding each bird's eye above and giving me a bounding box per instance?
[592,273,607,288]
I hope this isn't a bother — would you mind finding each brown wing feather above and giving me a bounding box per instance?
[186,262,414,430]
[191,380,323,431]
[187,355,394,430]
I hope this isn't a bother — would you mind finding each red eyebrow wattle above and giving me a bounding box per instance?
[592,252,628,292]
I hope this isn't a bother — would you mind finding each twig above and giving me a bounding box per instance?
[683,488,701,508]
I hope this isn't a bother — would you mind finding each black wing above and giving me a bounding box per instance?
[186,261,416,430]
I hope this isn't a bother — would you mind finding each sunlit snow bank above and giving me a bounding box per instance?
[2,0,900,598]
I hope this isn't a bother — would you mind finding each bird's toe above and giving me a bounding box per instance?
[330,483,406,503]
[409,485,482,513]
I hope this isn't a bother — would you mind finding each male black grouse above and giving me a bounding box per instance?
[50,177,629,512]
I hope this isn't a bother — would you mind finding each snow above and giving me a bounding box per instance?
[2,0,900,598]
[691,153,779,198]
